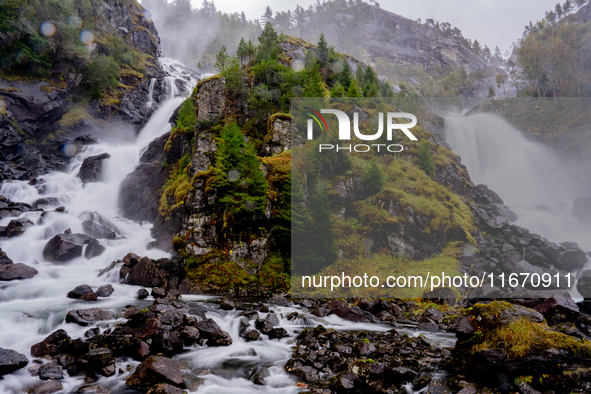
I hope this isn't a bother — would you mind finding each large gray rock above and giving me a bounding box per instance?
[65,308,115,326]
[122,256,164,288]
[77,153,111,183]
[260,116,292,156]
[125,356,184,390]
[5,218,34,237]
[43,232,103,262]
[0,348,28,376]
[0,248,13,265]
[0,263,38,280]
[195,77,225,121]
[119,133,169,222]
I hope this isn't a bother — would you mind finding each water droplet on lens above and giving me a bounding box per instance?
[68,15,82,28]
[62,142,79,158]
[80,31,94,45]
[331,60,344,73]
[40,22,56,37]
[290,59,305,72]
[227,169,240,182]
[244,201,255,211]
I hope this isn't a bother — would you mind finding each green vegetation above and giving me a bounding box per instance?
[361,161,385,196]
[159,153,192,217]
[175,98,197,133]
[212,122,268,216]
[417,140,435,177]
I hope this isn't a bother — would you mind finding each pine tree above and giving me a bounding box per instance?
[363,65,379,90]
[488,86,496,98]
[257,22,281,62]
[338,61,353,89]
[417,141,435,177]
[215,123,268,215]
[355,65,364,84]
[330,81,345,97]
[292,186,337,275]
[236,38,247,66]
[303,62,325,97]
[379,81,394,97]
[262,5,274,24]
[316,33,329,67]
[361,161,384,196]
[347,79,362,98]
[214,45,228,72]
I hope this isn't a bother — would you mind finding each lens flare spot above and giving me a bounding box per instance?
[227,169,240,182]
[80,30,94,45]
[143,10,153,21]
[68,15,82,28]
[330,60,344,73]
[244,201,255,212]
[40,22,56,37]
[290,59,305,72]
[62,142,79,158]
[291,85,303,97]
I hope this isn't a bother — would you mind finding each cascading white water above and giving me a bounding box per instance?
[147,78,157,108]
[445,113,591,251]
[0,57,195,393]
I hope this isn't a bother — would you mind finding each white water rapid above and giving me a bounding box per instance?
[445,113,591,252]
[0,58,194,393]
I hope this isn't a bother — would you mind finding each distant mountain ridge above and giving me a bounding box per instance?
[288,2,496,73]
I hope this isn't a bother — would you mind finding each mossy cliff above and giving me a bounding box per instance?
[0,0,165,180]
[118,24,588,300]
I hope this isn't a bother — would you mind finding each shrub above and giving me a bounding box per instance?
[417,140,435,177]
[86,55,120,98]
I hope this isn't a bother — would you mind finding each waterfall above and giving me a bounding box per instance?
[445,113,591,251]
[146,78,157,108]
[0,58,195,393]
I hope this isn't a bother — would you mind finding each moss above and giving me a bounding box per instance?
[194,74,224,94]
[266,112,291,130]
[473,317,591,359]
[158,154,193,217]
[57,105,95,129]
[186,250,250,291]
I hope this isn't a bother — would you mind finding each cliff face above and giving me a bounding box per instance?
[289,2,492,73]
[0,0,166,180]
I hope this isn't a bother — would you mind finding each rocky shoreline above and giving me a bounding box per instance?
[1,281,591,394]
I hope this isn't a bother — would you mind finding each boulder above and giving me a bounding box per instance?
[122,256,164,288]
[5,218,34,237]
[96,284,114,297]
[82,219,117,240]
[534,297,580,325]
[331,306,375,323]
[77,153,111,183]
[27,380,64,394]
[0,263,38,280]
[137,288,149,299]
[0,348,28,376]
[219,299,235,310]
[126,356,184,390]
[31,330,72,357]
[195,318,232,346]
[147,383,185,394]
[0,248,13,265]
[38,363,63,380]
[65,308,115,326]
[67,284,93,299]
[43,232,102,262]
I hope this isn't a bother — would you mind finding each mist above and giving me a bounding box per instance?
[141,0,261,71]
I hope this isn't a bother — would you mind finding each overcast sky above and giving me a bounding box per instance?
[194,0,559,54]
